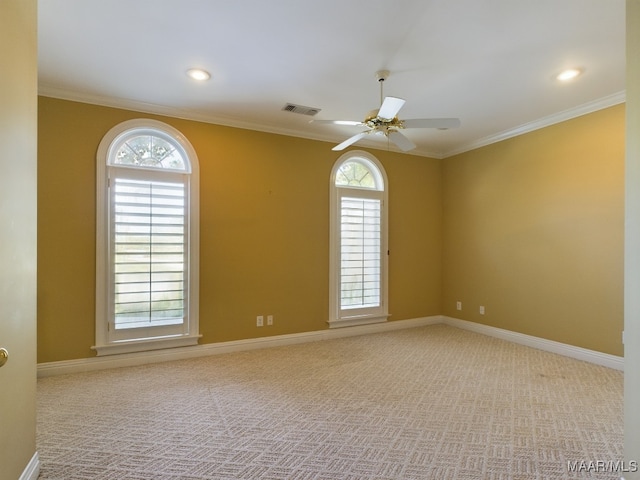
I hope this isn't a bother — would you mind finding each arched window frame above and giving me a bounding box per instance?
[329,150,389,328]
[94,119,200,355]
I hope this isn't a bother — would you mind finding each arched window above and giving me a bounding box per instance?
[94,119,200,355]
[329,151,389,328]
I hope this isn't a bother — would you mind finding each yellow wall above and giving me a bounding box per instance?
[442,104,625,356]
[37,96,443,363]
[37,97,625,362]
[1,0,38,477]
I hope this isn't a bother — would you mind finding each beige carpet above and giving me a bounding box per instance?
[37,324,623,479]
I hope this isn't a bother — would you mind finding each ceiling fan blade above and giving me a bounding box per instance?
[332,131,370,151]
[387,130,416,152]
[402,118,461,129]
[377,96,406,121]
[310,119,364,126]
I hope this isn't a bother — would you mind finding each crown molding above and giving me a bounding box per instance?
[442,90,626,158]
[39,84,624,161]
[39,84,336,139]
[39,84,444,159]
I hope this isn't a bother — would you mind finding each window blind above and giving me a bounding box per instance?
[112,178,186,329]
[340,196,381,309]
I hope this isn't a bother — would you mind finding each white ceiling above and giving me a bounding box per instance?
[37,0,626,158]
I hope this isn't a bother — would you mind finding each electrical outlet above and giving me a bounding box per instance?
[256,315,264,327]
[456,301,462,311]
[479,306,485,315]
[267,315,273,326]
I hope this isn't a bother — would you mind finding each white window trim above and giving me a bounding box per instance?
[93,119,200,356]
[329,150,389,328]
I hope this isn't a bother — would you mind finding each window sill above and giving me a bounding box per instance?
[91,334,202,357]
[327,314,389,329]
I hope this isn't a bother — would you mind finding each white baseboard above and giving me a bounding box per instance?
[442,316,624,371]
[37,316,441,377]
[37,315,623,376]
[19,452,40,480]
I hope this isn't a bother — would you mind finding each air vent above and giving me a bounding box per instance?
[281,103,321,116]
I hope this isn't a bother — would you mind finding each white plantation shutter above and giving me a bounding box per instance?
[112,177,186,330]
[340,196,381,309]
[95,119,200,355]
[330,152,388,328]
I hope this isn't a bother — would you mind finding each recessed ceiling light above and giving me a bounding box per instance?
[186,68,211,81]
[556,68,583,82]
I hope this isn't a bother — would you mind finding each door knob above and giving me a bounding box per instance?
[0,348,8,368]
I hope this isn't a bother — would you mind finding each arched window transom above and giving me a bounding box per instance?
[94,119,200,356]
[329,151,389,328]
[109,129,190,172]
[335,159,383,190]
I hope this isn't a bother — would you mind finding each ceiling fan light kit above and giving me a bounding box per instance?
[311,70,461,152]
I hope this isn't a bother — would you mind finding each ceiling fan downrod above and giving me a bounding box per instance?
[311,68,460,152]
[376,70,390,106]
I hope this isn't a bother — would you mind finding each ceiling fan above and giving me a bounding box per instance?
[311,70,460,152]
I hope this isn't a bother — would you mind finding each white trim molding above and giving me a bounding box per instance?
[329,151,389,327]
[94,119,201,355]
[442,316,624,371]
[38,317,440,377]
[442,91,626,158]
[38,315,623,377]
[19,452,40,480]
[39,88,625,161]
[327,315,389,329]
[91,334,202,356]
